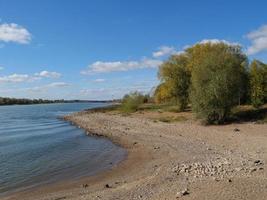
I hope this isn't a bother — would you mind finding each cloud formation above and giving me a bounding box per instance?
[0,74,38,83]
[93,78,105,82]
[35,70,61,78]
[246,24,267,55]
[81,58,162,75]
[198,39,240,46]
[27,82,70,92]
[0,23,31,44]
[152,46,178,58]
[0,70,61,83]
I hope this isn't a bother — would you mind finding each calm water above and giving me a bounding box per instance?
[0,103,126,196]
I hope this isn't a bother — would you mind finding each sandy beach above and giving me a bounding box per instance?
[2,109,267,200]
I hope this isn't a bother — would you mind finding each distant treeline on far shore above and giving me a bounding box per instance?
[0,97,114,106]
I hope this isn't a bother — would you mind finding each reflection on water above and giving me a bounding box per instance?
[0,103,126,196]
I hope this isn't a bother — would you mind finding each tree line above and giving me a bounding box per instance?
[155,42,267,124]
[0,97,65,106]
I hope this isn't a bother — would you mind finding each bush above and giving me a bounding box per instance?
[121,92,146,112]
[188,42,248,124]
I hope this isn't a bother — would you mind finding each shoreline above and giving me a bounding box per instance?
[2,109,267,200]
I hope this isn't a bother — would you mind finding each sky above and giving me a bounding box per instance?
[0,0,267,100]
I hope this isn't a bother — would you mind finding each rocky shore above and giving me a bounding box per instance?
[3,110,267,200]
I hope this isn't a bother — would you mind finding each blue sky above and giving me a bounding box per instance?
[0,0,267,100]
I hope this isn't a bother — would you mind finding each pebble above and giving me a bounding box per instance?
[176,188,189,198]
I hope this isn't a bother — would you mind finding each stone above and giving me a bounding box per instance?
[82,183,88,188]
[176,189,189,198]
[235,167,243,172]
[233,128,240,132]
[250,168,257,173]
[105,184,111,188]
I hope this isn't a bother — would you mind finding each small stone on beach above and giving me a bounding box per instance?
[176,188,189,198]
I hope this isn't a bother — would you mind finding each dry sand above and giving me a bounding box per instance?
[2,110,267,200]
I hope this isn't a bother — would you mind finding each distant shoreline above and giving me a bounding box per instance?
[0,99,114,106]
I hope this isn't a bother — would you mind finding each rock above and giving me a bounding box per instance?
[228,179,232,183]
[233,128,240,132]
[105,184,111,188]
[250,168,257,173]
[176,188,189,198]
[82,183,88,188]
[254,160,263,165]
[235,167,243,172]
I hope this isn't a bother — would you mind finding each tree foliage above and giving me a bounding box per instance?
[154,42,251,124]
[156,54,191,111]
[188,43,248,124]
[249,60,267,108]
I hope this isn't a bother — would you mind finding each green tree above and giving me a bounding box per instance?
[249,60,267,108]
[188,42,248,124]
[157,54,191,111]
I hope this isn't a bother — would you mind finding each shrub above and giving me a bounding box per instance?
[121,91,146,112]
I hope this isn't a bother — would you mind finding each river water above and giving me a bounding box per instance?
[0,103,126,196]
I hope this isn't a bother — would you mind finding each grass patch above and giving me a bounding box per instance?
[138,103,183,113]
[230,104,267,123]
[87,104,120,113]
[157,116,187,123]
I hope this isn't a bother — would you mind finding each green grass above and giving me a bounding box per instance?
[87,104,120,113]
[157,116,187,123]
[138,103,183,113]
[230,104,267,124]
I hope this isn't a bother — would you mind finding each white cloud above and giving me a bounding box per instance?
[246,25,267,55]
[0,70,61,83]
[0,23,31,44]
[35,70,61,78]
[28,82,70,92]
[152,46,178,58]
[47,82,69,87]
[0,74,38,83]
[198,39,240,46]
[93,78,105,82]
[81,58,162,75]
